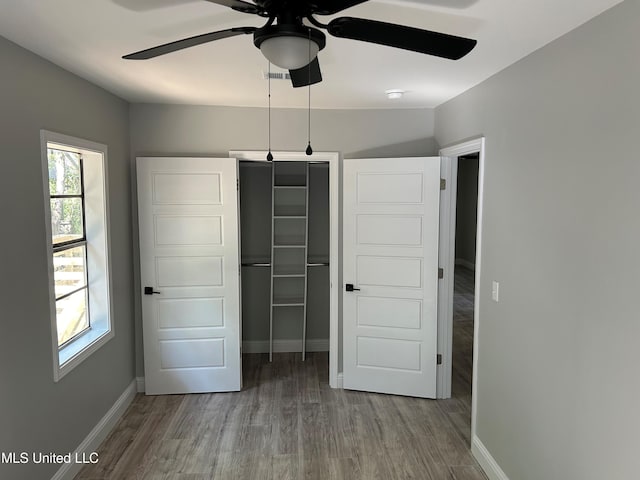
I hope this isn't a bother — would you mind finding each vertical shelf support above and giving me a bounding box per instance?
[269,163,276,362]
[269,161,310,362]
[301,162,310,361]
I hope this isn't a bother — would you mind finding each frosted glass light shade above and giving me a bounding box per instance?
[260,36,319,70]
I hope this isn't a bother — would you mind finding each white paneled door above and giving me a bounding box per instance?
[137,157,241,395]
[343,157,441,398]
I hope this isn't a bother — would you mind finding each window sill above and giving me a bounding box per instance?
[56,327,114,382]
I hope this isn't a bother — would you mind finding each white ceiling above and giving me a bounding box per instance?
[0,0,622,109]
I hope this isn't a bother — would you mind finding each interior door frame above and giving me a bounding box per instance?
[230,150,340,388]
[437,137,485,443]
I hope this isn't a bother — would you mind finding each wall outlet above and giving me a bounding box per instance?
[491,281,500,302]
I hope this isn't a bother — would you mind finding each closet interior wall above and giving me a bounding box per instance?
[239,161,329,355]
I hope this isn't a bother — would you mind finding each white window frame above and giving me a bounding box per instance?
[41,130,114,381]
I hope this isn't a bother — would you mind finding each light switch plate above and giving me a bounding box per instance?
[492,281,499,302]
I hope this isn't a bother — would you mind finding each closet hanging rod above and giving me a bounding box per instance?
[307,262,329,267]
[241,262,271,267]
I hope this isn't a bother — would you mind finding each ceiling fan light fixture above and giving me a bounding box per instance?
[254,24,326,71]
[260,36,319,70]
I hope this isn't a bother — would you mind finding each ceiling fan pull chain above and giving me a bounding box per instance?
[306,27,313,156]
[267,61,273,162]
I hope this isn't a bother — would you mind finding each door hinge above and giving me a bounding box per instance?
[440,178,446,190]
[438,268,444,279]
[437,354,442,365]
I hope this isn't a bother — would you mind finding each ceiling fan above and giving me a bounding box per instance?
[123,0,477,87]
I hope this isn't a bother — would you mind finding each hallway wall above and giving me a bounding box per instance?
[435,1,640,478]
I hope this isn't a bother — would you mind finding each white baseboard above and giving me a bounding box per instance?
[136,376,145,393]
[242,338,329,354]
[455,258,476,271]
[51,380,137,480]
[336,373,344,389]
[471,436,509,480]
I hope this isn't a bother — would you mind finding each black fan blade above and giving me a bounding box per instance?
[328,17,476,60]
[311,0,369,15]
[289,57,323,87]
[123,27,256,59]
[203,0,263,15]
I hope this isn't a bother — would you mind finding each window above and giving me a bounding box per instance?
[49,149,90,346]
[41,131,113,381]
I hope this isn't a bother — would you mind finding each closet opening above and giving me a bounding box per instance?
[238,158,331,385]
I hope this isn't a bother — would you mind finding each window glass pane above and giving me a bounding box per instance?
[48,149,82,195]
[50,198,84,244]
[54,246,87,298]
[56,288,89,346]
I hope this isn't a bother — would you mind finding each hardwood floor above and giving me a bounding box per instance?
[76,271,482,480]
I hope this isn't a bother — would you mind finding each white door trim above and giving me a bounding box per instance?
[438,137,485,444]
[230,151,340,388]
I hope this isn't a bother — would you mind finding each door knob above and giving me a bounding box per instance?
[345,283,360,292]
[144,287,161,295]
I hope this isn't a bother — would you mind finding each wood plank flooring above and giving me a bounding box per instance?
[76,268,482,480]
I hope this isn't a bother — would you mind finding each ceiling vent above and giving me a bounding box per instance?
[262,70,291,81]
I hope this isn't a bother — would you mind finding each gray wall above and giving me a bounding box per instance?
[435,1,640,479]
[130,104,437,375]
[0,37,134,479]
[455,156,479,266]
[130,104,436,158]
